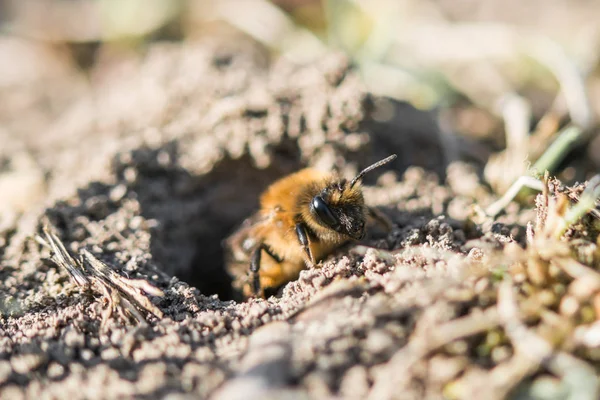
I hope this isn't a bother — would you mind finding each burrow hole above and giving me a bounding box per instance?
[118,142,302,301]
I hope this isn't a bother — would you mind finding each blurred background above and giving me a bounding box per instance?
[2,0,600,193]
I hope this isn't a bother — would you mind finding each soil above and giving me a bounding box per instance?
[0,32,573,399]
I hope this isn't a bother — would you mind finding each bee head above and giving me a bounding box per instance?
[309,154,396,240]
[310,190,366,240]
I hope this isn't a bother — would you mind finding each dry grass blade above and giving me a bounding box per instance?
[37,227,89,288]
[81,250,164,319]
[36,225,164,328]
[544,174,600,238]
[485,175,545,217]
[563,174,600,222]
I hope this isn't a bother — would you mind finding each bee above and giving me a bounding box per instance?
[225,154,397,298]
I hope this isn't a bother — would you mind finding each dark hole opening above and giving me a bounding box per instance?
[116,141,301,301]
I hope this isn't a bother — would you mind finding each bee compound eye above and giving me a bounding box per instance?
[312,196,338,227]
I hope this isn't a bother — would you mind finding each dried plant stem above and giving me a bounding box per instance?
[552,257,600,284]
[369,307,500,399]
[485,353,541,398]
[557,175,600,235]
[36,228,89,287]
[37,225,164,328]
[459,352,540,400]
[486,175,545,217]
[498,281,599,400]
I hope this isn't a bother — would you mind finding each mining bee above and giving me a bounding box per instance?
[225,154,397,298]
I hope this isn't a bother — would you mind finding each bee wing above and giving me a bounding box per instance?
[224,212,267,258]
[223,211,269,291]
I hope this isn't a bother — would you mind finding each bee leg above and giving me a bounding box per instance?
[367,206,393,232]
[250,244,283,298]
[295,223,315,265]
[250,247,263,297]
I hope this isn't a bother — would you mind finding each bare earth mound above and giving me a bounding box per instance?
[1,35,598,400]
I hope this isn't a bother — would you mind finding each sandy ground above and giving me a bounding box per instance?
[0,33,560,399]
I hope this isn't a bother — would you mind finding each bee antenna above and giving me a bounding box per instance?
[349,154,397,188]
